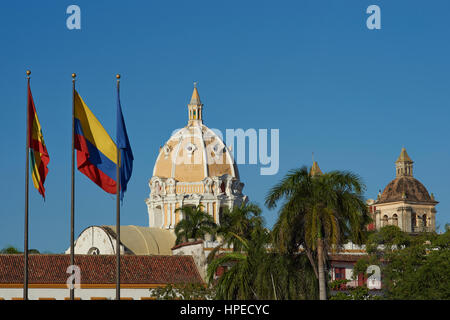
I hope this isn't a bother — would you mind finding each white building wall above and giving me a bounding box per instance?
[64,226,124,255]
[0,288,159,300]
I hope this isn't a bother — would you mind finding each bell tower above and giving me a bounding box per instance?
[395,147,413,177]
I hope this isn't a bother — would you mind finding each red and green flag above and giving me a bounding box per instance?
[27,82,50,199]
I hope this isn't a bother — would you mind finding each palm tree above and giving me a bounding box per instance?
[255,249,318,300]
[207,225,318,300]
[207,226,270,299]
[206,202,319,300]
[214,202,263,252]
[174,205,217,244]
[265,165,370,300]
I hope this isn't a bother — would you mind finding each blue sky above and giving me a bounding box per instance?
[0,0,449,253]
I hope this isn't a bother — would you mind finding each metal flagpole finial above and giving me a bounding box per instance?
[26,70,31,77]
[116,74,121,79]
[312,152,314,162]
[193,81,198,88]
[72,73,77,81]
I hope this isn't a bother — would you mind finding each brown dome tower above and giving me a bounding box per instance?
[374,148,438,233]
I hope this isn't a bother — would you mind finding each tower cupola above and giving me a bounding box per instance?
[188,82,203,126]
[395,147,413,177]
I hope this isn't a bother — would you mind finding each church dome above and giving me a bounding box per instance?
[378,176,433,203]
[376,148,437,204]
[152,86,239,182]
[146,85,247,230]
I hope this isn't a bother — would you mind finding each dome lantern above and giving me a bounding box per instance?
[395,147,414,177]
[188,82,203,126]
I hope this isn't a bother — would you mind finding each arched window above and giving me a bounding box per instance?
[392,214,398,226]
[88,247,100,255]
[411,215,417,231]
[154,205,163,227]
[382,215,389,227]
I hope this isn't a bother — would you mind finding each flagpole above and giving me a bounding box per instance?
[70,73,76,300]
[116,74,121,300]
[24,70,31,300]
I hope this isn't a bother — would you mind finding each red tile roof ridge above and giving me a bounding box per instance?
[171,240,204,250]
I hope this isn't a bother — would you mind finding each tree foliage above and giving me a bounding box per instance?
[0,246,40,254]
[330,284,380,300]
[0,246,21,254]
[206,203,318,300]
[381,228,450,300]
[355,226,450,300]
[174,205,217,244]
[207,226,270,299]
[264,166,370,299]
[149,283,216,300]
[215,202,263,252]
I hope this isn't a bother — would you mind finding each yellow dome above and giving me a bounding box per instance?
[146,86,247,230]
[152,87,239,182]
[153,124,239,182]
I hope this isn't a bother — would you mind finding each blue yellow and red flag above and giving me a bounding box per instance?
[74,91,118,193]
[27,82,50,199]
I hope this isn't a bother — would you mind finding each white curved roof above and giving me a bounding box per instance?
[103,225,176,255]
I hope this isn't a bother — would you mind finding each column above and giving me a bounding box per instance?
[171,203,177,229]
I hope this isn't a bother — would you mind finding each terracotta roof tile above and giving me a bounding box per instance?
[171,240,204,250]
[0,255,203,285]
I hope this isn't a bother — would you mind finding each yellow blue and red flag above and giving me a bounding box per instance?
[28,82,50,199]
[74,91,117,193]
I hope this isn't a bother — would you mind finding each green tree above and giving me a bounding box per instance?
[0,247,41,254]
[207,226,270,299]
[365,225,410,256]
[265,166,370,300]
[206,202,318,300]
[357,225,450,299]
[0,246,21,254]
[216,202,263,249]
[255,250,318,300]
[149,283,216,300]
[207,203,264,263]
[174,205,217,245]
[381,228,450,299]
[207,223,319,300]
[330,284,379,300]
